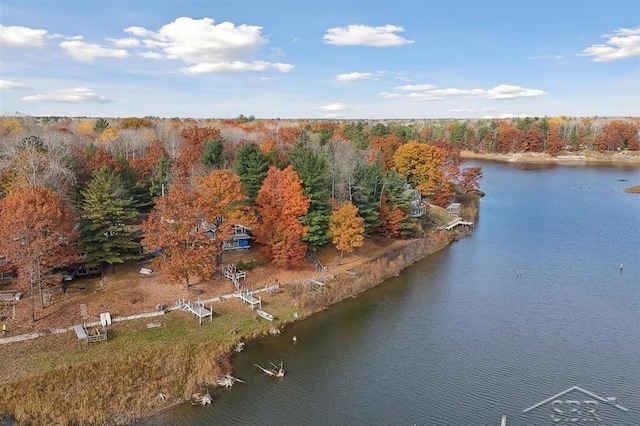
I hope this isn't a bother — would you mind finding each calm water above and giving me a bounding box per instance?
[141,161,640,426]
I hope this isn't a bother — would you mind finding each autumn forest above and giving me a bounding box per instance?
[0,115,637,323]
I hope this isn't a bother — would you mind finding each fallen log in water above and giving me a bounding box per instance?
[254,361,285,377]
[191,391,212,406]
[215,373,245,388]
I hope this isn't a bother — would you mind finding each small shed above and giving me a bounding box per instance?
[446,203,461,217]
[222,225,251,252]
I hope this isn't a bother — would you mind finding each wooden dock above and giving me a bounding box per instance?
[177,298,213,324]
[439,218,474,231]
[238,289,262,310]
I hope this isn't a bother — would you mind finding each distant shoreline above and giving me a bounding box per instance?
[460,150,640,165]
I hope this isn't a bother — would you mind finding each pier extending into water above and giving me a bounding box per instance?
[176,298,213,324]
[439,218,474,231]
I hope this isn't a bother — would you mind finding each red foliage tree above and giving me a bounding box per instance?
[369,134,404,171]
[254,166,310,268]
[595,120,639,151]
[129,139,168,183]
[173,126,221,183]
[0,186,78,322]
[496,121,523,153]
[141,184,218,289]
[378,193,406,237]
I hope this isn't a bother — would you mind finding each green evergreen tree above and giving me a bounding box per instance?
[352,161,383,232]
[149,155,171,198]
[288,141,331,250]
[569,127,578,148]
[200,138,225,171]
[235,142,270,203]
[80,167,141,277]
[93,118,109,133]
[381,171,416,236]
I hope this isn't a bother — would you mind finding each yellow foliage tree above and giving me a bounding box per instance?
[393,141,446,196]
[96,128,119,144]
[328,201,364,265]
[0,118,25,137]
[76,121,95,135]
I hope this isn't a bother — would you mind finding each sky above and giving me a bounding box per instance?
[1,0,639,119]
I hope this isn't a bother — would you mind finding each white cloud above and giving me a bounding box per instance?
[528,54,568,64]
[449,108,476,113]
[319,102,347,111]
[272,63,294,72]
[0,80,29,89]
[483,113,532,119]
[385,83,545,101]
[394,84,436,91]
[140,51,163,59]
[336,72,373,81]
[408,93,443,101]
[60,39,129,61]
[184,60,293,75]
[108,37,140,48]
[469,84,545,99]
[0,25,48,48]
[377,92,402,99]
[580,27,640,62]
[124,17,292,75]
[123,26,153,37]
[323,24,414,47]
[22,87,112,103]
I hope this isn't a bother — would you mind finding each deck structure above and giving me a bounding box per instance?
[439,218,474,231]
[223,264,246,291]
[307,278,326,293]
[176,298,213,324]
[238,288,262,310]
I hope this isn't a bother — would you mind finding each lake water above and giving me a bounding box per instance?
[141,160,640,426]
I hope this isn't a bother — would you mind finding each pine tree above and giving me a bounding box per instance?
[200,138,225,171]
[352,162,383,232]
[235,142,270,203]
[80,167,141,279]
[288,141,331,250]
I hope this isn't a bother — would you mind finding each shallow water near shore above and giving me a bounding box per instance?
[140,161,640,426]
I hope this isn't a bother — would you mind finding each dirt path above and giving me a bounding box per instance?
[0,236,410,337]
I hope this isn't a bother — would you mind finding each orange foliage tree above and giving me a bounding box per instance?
[496,121,523,153]
[369,134,404,171]
[129,139,168,184]
[328,201,365,265]
[545,124,564,155]
[0,186,78,323]
[142,170,253,289]
[173,126,222,183]
[195,169,256,247]
[141,184,218,289]
[378,193,407,237]
[393,141,446,200]
[71,145,125,184]
[255,166,310,268]
[595,120,639,151]
[118,117,154,130]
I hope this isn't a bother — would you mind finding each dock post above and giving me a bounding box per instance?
[501,414,507,426]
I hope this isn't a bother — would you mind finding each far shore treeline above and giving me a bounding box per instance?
[0,115,637,323]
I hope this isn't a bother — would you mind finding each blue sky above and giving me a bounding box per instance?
[1,0,639,119]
